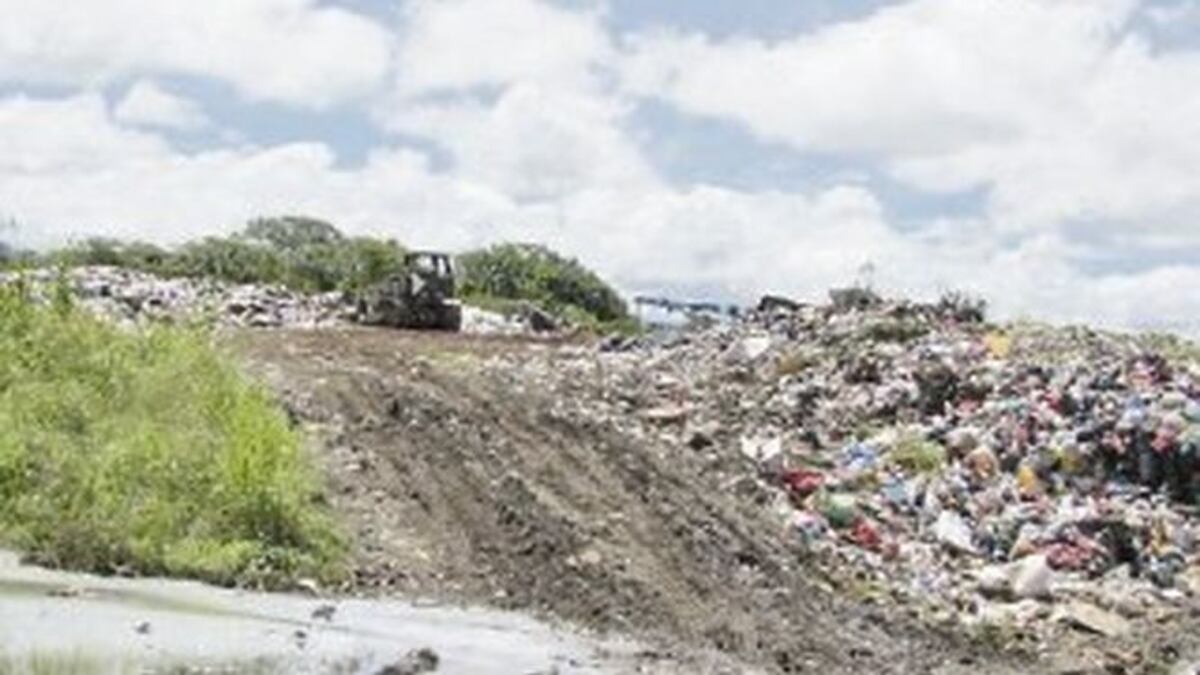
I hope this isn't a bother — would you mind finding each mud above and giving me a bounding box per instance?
[232,328,1014,674]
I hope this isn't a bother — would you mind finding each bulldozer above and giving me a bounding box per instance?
[354,251,463,331]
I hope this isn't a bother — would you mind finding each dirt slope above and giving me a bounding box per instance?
[233,328,1007,674]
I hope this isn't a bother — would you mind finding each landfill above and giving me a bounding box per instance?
[6,265,1199,656]
[488,289,1200,646]
[0,266,529,334]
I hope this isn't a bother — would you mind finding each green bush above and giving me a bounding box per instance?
[170,236,288,287]
[0,280,343,587]
[229,217,407,293]
[34,219,408,295]
[457,243,630,326]
[332,237,408,293]
[242,216,344,252]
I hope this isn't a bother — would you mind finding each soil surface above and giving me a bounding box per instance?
[231,328,1019,674]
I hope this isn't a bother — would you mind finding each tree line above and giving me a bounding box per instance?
[1,216,633,329]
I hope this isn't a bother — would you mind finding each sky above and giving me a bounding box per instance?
[2,0,1200,332]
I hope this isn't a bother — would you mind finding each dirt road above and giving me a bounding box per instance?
[231,328,1011,674]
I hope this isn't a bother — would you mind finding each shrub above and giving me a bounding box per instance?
[457,243,630,325]
[23,220,630,328]
[243,216,344,251]
[170,236,287,287]
[0,280,343,587]
[333,237,408,293]
[52,238,173,273]
[165,218,405,294]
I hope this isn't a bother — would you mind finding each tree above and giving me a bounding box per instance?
[457,243,629,323]
[334,237,407,292]
[54,238,172,273]
[242,216,344,252]
[172,237,286,285]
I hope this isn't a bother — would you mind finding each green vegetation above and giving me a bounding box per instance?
[457,242,634,331]
[0,652,293,675]
[41,217,407,295]
[0,279,343,587]
[0,651,110,675]
[10,218,636,331]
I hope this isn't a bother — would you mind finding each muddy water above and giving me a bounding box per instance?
[0,551,647,674]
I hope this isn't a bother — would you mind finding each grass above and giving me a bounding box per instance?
[0,652,109,675]
[0,652,295,675]
[0,278,343,588]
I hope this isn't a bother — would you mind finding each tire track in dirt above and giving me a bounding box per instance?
[234,328,1018,674]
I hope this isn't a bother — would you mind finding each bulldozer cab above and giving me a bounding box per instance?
[405,251,456,300]
[354,250,463,331]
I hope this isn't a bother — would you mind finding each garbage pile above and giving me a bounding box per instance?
[0,266,347,328]
[0,267,534,334]
[502,291,1200,643]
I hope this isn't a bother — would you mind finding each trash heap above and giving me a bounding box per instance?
[510,291,1200,642]
[0,266,534,334]
[0,266,347,328]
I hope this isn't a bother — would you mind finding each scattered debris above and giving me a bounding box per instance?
[0,267,552,335]
[376,647,440,675]
[482,290,1200,642]
[1057,602,1131,637]
[311,604,337,622]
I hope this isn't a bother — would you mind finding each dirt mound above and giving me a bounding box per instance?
[233,329,997,674]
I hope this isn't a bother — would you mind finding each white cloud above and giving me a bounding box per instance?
[622,0,1200,237]
[381,0,653,202]
[114,80,210,131]
[388,84,657,201]
[0,95,166,174]
[394,0,613,96]
[0,0,392,107]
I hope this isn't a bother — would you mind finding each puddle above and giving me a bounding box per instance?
[0,551,642,674]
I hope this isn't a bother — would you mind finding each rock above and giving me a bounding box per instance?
[1058,602,1131,637]
[311,604,337,622]
[377,647,440,675]
[1011,555,1055,600]
[687,429,715,450]
[976,564,1012,599]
